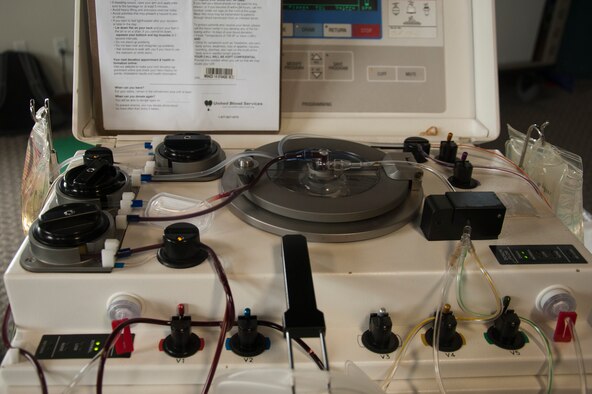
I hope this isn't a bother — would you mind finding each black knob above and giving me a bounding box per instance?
[486,297,527,350]
[226,308,269,357]
[157,223,208,269]
[160,133,215,162]
[361,309,399,354]
[83,147,114,166]
[403,137,430,163]
[437,133,458,163]
[162,315,202,358]
[425,306,464,352]
[59,159,127,198]
[448,152,479,189]
[32,203,111,247]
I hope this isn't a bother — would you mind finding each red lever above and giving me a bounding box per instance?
[553,311,577,342]
[112,319,134,355]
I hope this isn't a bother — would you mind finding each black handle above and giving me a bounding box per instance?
[281,234,325,339]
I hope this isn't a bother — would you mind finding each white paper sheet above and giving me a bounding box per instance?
[94,0,281,131]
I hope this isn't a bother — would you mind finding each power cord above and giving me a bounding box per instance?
[2,304,48,394]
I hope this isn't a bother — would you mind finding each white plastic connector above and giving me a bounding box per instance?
[151,136,165,148]
[104,238,120,251]
[101,249,115,268]
[118,206,132,215]
[116,214,128,230]
[131,169,142,187]
[122,192,135,201]
[144,161,156,175]
[536,285,577,319]
[120,199,132,209]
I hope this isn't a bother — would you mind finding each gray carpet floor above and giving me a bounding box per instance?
[0,128,69,358]
[0,74,591,360]
[0,133,28,304]
[0,133,27,359]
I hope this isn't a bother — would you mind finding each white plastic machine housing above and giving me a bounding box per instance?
[72,0,499,147]
[3,1,592,393]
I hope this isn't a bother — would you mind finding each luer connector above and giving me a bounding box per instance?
[424,304,464,352]
[160,304,204,358]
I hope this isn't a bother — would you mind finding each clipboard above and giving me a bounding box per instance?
[85,0,282,135]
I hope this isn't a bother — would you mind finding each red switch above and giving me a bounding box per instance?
[553,311,577,342]
[111,319,134,355]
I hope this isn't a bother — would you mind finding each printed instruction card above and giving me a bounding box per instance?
[93,0,281,131]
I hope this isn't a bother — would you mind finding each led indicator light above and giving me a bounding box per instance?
[95,341,101,346]
[177,236,184,241]
[94,347,100,351]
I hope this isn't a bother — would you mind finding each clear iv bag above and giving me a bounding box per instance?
[21,100,58,233]
[505,124,584,241]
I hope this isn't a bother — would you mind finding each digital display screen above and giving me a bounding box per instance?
[283,0,379,12]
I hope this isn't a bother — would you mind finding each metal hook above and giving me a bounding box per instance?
[29,99,36,122]
[537,121,549,146]
[42,98,55,154]
[517,121,550,168]
[518,123,537,168]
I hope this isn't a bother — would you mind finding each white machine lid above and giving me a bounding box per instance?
[73,0,498,148]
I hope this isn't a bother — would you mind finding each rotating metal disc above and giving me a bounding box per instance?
[221,138,423,242]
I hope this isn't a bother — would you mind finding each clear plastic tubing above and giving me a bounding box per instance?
[519,316,554,394]
[62,350,104,394]
[433,244,467,393]
[431,227,471,394]
[151,150,275,181]
[537,285,584,394]
[567,318,588,394]
[278,133,328,156]
[112,143,153,153]
[112,152,153,160]
[339,159,456,192]
[278,135,457,191]
[58,155,82,170]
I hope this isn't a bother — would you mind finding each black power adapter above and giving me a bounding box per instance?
[420,192,506,241]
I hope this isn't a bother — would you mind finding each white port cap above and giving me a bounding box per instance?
[118,206,132,215]
[131,170,142,187]
[107,293,143,320]
[116,214,128,230]
[144,162,155,175]
[104,238,120,251]
[101,249,115,268]
[122,192,135,201]
[536,285,577,319]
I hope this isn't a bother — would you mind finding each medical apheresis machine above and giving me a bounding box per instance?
[2,1,591,393]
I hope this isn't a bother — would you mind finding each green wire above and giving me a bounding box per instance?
[519,316,554,394]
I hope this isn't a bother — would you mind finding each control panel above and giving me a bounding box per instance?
[281,0,445,114]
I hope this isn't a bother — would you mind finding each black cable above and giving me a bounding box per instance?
[2,304,48,394]
[96,239,323,392]
[96,317,326,393]
[258,320,325,370]
[199,243,235,394]
[134,150,322,223]
[96,317,171,394]
[134,154,285,222]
